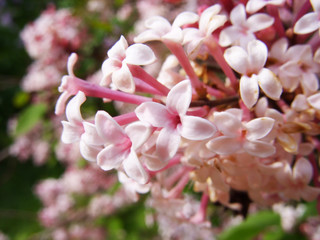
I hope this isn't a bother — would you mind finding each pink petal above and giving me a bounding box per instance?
[125,122,152,150]
[245,117,275,141]
[307,93,320,110]
[258,68,282,100]
[123,151,149,184]
[240,75,259,109]
[61,121,84,144]
[82,122,104,146]
[293,157,313,184]
[173,11,199,27]
[66,91,86,123]
[97,144,128,171]
[213,111,241,137]
[247,40,267,73]
[179,115,216,140]
[291,94,309,112]
[243,140,275,158]
[135,102,171,128]
[206,136,242,155]
[301,186,320,202]
[95,111,126,144]
[156,128,181,161]
[246,0,268,13]
[79,140,102,162]
[125,44,156,65]
[224,46,249,75]
[166,80,192,115]
[55,91,71,115]
[108,36,128,60]
[294,12,320,34]
[246,13,274,32]
[101,58,120,79]
[112,64,135,93]
[143,155,167,171]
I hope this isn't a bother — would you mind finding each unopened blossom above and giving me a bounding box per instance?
[95,111,151,184]
[246,0,286,14]
[224,39,282,108]
[135,80,216,163]
[294,0,320,35]
[207,109,276,158]
[219,4,274,47]
[101,36,156,92]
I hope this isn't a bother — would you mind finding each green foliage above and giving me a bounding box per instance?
[218,211,281,240]
[14,103,47,136]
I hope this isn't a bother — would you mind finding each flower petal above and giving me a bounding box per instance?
[213,111,241,137]
[219,26,242,47]
[293,157,313,184]
[97,144,128,171]
[134,29,162,43]
[294,12,320,34]
[95,111,126,144]
[156,128,181,161]
[162,27,183,43]
[123,150,149,184]
[246,13,274,32]
[240,75,259,109]
[230,4,246,25]
[82,122,104,146]
[173,11,199,27]
[166,80,192,115]
[206,136,241,155]
[107,35,128,60]
[61,120,83,143]
[79,140,102,162]
[112,64,135,93]
[245,117,275,141]
[135,102,171,127]
[307,92,320,110]
[243,140,275,157]
[258,68,282,100]
[125,43,156,65]
[247,40,267,73]
[125,122,152,149]
[224,46,249,75]
[66,91,86,123]
[180,115,216,140]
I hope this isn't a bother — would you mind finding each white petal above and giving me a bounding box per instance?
[219,26,242,47]
[246,14,274,32]
[166,80,192,115]
[156,128,181,161]
[213,111,241,137]
[311,0,320,12]
[294,12,320,34]
[307,93,320,110]
[245,117,275,141]
[162,27,183,43]
[107,36,128,60]
[97,144,128,171]
[66,91,86,123]
[135,102,171,127]
[101,58,120,79]
[240,75,259,109]
[258,68,282,100]
[199,4,222,32]
[61,121,83,143]
[79,140,101,162]
[82,122,104,146]
[95,111,126,144]
[301,73,319,95]
[125,122,152,149]
[173,11,199,27]
[314,47,320,64]
[125,43,156,65]
[123,151,149,184]
[134,30,162,43]
[230,4,246,25]
[206,15,227,36]
[243,140,275,157]
[247,40,268,73]
[206,136,241,155]
[291,94,309,111]
[269,38,288,61]
[180,115,216,140]
[224,46,249,75]
[145,16,171,32]
[112,64,135,93]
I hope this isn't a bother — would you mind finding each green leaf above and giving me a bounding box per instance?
[218,211,281,240]
[15,103,47,136]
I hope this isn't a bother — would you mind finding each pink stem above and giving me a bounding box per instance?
[149,154,182,177]
[187,106,209,117]
[134,77,165,95]
[163,40,204,91]
[204,36,238,88]
[219,0,234,13]
[128,64,170,96]
[60,76,152,104]
[165,166,189,189]
[267,5,286,38]
[190,193,209,223]
[114,112,139,125]
[166,171,191,199]
[307,33,320,51]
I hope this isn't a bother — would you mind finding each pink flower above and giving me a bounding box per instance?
[224,39,282,108]
[135,80,216,162]
[101,36,156,93]
[95,111,152,184]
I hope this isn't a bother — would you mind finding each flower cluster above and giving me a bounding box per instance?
[56,0,320,238]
